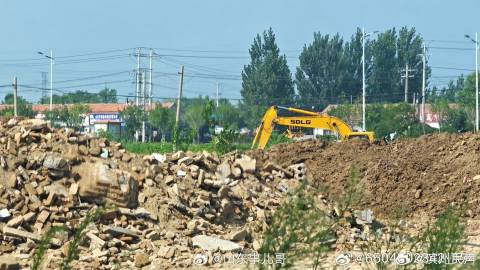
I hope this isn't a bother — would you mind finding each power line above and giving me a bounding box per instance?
[431,66,474,72]
[54,48,134,59]
[0,54,131,67]
[152,47,302,54]
[54,71,132,84]
[426,39,472,44]
[428,46,474,51]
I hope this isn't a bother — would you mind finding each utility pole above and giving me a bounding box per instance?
[13,77,17,117]
[41,72,47,103]
[401,63,415,102]
[175,66,185,124]
[135,48,141,106]
[421,43,426,123]
[465,33,479,132]
[134,48,141,141]
[361,28,377,131]
[149,49,153,108]
[141,71,146,143]
[49,49,53,111]
[362,27,366,131]
[216,83,219,107]
[477,32,479,133]
[37,50,54,109]
[148,49,153,142]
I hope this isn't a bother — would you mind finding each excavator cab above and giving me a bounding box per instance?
[252,106,375,150]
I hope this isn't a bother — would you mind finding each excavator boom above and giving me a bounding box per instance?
[252,106,375,149]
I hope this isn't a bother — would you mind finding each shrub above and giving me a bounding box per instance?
[259,183,334,269]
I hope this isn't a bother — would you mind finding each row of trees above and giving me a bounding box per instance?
[241,27,429,109]
[327,71,479,137]
[39,88,118,104]
[429,72,478,132]
[120,97,251,142]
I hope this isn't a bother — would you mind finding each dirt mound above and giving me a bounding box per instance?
[256,133,480,218]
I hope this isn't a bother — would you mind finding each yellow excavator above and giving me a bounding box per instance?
[252,106,375,150]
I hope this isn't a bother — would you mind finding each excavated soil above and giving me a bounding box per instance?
[253,133,480,219]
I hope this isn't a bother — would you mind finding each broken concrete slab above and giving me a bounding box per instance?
[191,235,241,252]
[43,155,69,178]
[228,229,248,242]
[104,226,139,238]
[0,209,10,220]
[6,216,23,227]
[0,254,20,270]
[134,252,150,268]
[2,227,61,246]
[76,162,138,208]
[354,209,374,225]
[234,156,256,173]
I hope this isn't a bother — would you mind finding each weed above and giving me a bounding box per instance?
[357,220,415,270]
[267,132,291,148]
[417,207,466,270]
[337,166,363,216]
[212,126,239,154]
[31,207,106,270]
[32,226,67,270]
[259,183,334,269]
[172,124,180,152]
[61,207,105,270]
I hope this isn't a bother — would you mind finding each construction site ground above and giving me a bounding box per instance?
[0,119,480,269]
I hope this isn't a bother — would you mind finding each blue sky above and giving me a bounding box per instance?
[0,0,478,103]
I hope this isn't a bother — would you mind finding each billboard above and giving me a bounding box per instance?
[89,113,122,123]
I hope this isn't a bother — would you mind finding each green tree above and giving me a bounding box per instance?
[148,104,175,141]
[296,32,347,107]
[457,72,477,127]
[45,104,90,130]
[343,28,366,100]
[241,28,294,106]
[328,103,362,128]
[184,100,206,143]
[397,26,427,102]
[216,100,242,129]
[120,105,144,140]
[368,29,399,102]
[238,102,267,130]
[39,88,118,104]
[202,97,215,129]
[331,103,431,139]
[0,94,36,117]
[98,88,118,103]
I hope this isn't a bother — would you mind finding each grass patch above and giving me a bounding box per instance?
[124,141,251,155]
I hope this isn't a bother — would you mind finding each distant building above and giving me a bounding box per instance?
[0,102,174,136]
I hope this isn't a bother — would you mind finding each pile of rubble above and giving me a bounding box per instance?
[0,118,315,269]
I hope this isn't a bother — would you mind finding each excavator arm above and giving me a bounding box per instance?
[252,106,375,150]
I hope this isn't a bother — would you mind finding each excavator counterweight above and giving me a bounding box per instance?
[252,106,375,149]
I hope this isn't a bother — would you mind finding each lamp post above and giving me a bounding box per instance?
[361,28,378,131]
[465,33,479,133]
[38,50,54,110]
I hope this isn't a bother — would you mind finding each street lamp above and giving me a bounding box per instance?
[38,50,54,111]
[465,33,478,133]
[362,28,378,131]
